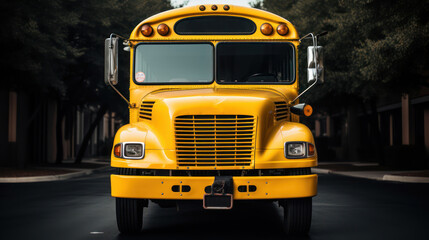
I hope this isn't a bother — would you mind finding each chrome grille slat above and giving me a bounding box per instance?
[175,115,255,167]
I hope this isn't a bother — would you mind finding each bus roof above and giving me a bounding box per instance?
[129,4,299,41]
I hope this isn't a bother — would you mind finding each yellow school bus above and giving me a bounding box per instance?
[105,4,324,236]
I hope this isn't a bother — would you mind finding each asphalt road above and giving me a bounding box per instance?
[1,168,429,240]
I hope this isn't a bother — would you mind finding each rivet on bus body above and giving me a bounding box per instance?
[223,5,230,11]
[261,23,273,35]
[211,5,218,11]
[199,5,206,11]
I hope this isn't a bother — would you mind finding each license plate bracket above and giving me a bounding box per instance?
[203,193,233,210]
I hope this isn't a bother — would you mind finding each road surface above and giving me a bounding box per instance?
[1,168,428,240]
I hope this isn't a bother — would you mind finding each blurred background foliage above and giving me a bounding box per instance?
[255,0,429,108]
[255,0,429,167]
[1,0,171,106]
[0,0,171,165]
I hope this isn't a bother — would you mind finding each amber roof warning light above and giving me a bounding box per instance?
[261,23,273,35]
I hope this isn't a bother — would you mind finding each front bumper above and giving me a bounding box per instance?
[111,174,318,200]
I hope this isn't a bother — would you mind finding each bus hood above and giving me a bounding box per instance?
[139,87,292,151]
[142,87,288,119]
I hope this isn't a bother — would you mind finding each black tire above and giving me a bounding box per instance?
[116,198,144,234]
[282,198,312,235]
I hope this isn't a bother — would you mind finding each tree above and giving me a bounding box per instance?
[58,0,172,163]
[259,0,429,104]
[259,0,429,162]
[0,0,172,166]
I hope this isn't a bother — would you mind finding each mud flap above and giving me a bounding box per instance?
[203,176,233,210]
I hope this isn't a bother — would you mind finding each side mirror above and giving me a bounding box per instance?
[307,46,324,83]
[105,37,119,85]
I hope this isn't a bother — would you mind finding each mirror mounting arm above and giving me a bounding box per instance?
[290,77,319,104]
[291,33,319,104]
[109,33,128,41]
[108,80,131,107]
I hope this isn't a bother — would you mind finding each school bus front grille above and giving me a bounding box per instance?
[175,115,256,167]
[139,101,155,120]
[274,101,289,121]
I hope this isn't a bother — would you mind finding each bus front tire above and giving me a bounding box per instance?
[116,198,145,234]
[281,198,312,235]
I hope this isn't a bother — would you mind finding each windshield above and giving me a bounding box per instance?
[217,42,295,84]
[134,43,213,84]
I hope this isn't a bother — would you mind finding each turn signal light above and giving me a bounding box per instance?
[114,144,121,157]
[260,23,273,35]
[157,23,169,36]
[290,103,314,117]
[141,24,153,37]
[308,143,315,156]
[277,23,289,35]
[303,104,313,117]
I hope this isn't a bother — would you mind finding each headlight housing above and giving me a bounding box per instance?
[113,142,145,159]
[284,142,315,159]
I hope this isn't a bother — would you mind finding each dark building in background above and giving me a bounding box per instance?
[312,89,429,168]
[1,90,121,167]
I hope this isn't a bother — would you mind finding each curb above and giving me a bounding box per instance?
[0,166,111,183]
[312,167,429,183]
[382,174,429,183]
[311,168,332,174]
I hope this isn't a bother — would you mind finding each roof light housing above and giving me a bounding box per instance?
[157,23,169,36]
[141,24,153,37]
[260,23,273,35]
[277,23,289,35]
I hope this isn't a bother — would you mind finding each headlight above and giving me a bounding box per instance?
[114,142,145,159]
[284,142,315,158]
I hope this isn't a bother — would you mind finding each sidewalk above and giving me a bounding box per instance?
[3,159,428,184]
[0,158,110,183]
[312,162,429,183]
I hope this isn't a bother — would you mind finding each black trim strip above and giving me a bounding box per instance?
[115,168,312,176]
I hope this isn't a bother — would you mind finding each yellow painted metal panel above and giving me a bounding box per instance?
[111,174,317,200]
[129,5,299,41]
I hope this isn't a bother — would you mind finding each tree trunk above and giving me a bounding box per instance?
[75,104,108,164]
[56,103,65,164]
[369,100,384,164]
